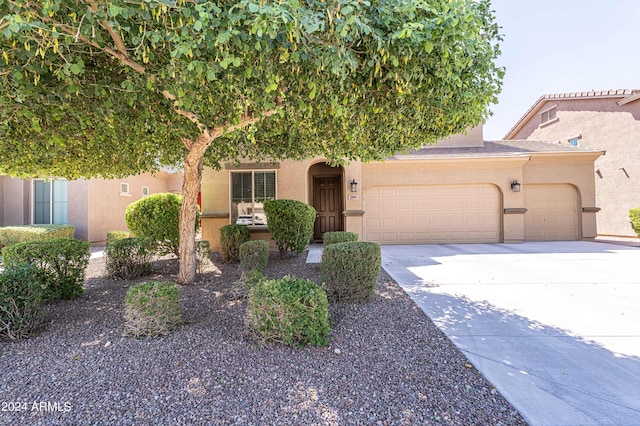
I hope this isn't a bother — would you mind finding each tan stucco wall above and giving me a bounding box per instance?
[86,172,182,243]
[427,125,485,148]
[200,152,600,250]
[509,97,640,237]
[1,176,30,226]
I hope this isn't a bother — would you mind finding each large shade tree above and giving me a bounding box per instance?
[0,0,503,284]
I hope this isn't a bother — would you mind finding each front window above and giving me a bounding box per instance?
[231,171,276,227]
[33,179,68,224]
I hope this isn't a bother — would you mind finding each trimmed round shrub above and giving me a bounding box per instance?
[2,238,90,300]
[125,193,199,256]
[241,270,266,294]
[323,231,359,247]
[320,241,381,303]
[263,199,317,257]
[246,275,330,347]
[220,224,250,263]
[105,237,154,279]
[239,240,269,274]
[630,208,640,236]
[106,230,130,244]
[196,240,212,273]
[124,281,182,337]
[0,263,46,341]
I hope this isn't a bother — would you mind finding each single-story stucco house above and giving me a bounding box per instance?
[201,125,604,251]
[0,171,183,243]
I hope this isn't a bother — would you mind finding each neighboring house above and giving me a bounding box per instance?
[201,125,603,251]
[0,172,183,243]
[504,89,640,238]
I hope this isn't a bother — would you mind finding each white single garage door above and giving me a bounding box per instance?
[524,184,579,241]
[363,185,501,244]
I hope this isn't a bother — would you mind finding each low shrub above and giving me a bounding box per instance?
[196,240,212,273]
[125,193,199,256]
[220,224,250,262]
[239,240,269,274]
[263,199,317,257]
[241,270,266,294]
[0,224,74,248]
[105,237,154,279]
[123,281,182,337]
[2,238,90,300]
[0,263,46,341]
[630,208,640,236]
[322,231,359,247]
[106,230,130,244]
[320,241,381,303]
[246,275,330,347]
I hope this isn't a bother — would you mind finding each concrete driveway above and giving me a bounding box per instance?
[381,241,640,425]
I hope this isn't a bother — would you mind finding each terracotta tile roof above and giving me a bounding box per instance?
[503,89,640,139]
[391,140,601,160]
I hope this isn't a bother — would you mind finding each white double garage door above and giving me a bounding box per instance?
[364,184,579,244]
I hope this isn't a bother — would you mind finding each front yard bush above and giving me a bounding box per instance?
[123,281,182,337]
[0,224,74,248]
[239,240,269,274]
[219,224,250,262]
[320,241,381,303]
[323,231,359,247]
[106,230,130,244]
[105,237,154,279]
[246,275,330,347]
[263,199,317,257]
[630,208,640,236]
[125,193,199,256]
[2,238,90,300]
[0,263,46,341]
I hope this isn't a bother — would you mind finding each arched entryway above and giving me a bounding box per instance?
[308,162,344,241]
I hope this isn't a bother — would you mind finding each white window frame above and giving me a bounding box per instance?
[120,182,131,197]
[32,178,68,225]
[142,186,150,197]
[229,170,277,228]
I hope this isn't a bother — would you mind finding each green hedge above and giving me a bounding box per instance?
[263,199,317,257]
[320,241,381,303]
[239,240,270,274]
[124,281,182,337]
[246,275,330,347]
[0,224,74,248]
[322,231,359,247]
[106,230,130,244]
[220,224,250,262]
[0,263,46,341]
[2,238,90,300]
[125,193,199,256]
[630,208,640,237]
[105,237,154,279]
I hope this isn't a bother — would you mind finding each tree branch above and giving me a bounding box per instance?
[210,109,280,139]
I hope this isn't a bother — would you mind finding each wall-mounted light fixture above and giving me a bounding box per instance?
[510,180,521,192]
[350,179,358,193]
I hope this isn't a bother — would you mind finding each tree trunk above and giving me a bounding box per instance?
[177,136,209,285]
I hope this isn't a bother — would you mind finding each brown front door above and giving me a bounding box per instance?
[313,176,343,240]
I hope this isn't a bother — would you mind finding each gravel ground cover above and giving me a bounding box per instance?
[0,251,526,425]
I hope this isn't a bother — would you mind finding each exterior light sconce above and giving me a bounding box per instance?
[510,180,521,192]
[350,179,358,193]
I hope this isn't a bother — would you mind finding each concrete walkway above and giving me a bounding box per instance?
[381,241,640,425]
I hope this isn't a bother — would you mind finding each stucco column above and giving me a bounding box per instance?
[503,179,525,243]
[342,161,364,239]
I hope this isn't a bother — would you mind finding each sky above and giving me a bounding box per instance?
[483,0,640,140]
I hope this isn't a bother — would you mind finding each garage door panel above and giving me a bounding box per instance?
[524,184,579,241]
[364,184,500,244]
